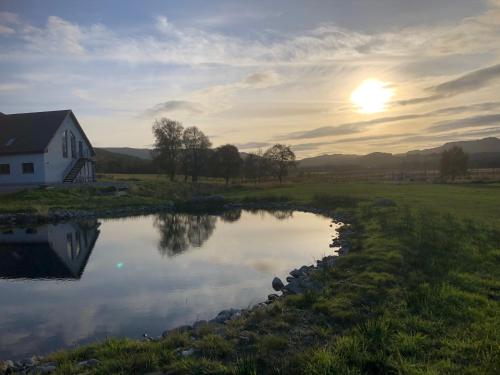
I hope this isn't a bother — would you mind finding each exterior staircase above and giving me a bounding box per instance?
[63,158,86,183]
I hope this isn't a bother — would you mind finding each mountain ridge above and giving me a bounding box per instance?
[98,137,500,170]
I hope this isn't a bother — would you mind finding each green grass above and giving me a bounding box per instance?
[2,174,500,374]
[2,176,499,229]
[224,180,500,229]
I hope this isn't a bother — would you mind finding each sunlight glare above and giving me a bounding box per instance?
[350,79,394,113]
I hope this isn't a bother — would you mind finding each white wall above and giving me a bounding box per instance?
[0,153,45,185]
[47,222,96,276]
[44,114,93,183]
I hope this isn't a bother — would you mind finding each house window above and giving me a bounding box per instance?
[0,164,10,175]
[70,132,76,158]
[66,233,74,260]
[22,163,34,174]
[75,231,81,258]
[62,130,68,158]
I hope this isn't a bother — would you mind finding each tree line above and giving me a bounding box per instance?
[152,118,296,184]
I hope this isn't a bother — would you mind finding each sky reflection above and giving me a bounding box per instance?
[0,210,338,359]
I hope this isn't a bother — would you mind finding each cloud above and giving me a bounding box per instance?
[398,63,500,106]
[278,113,443,140]
[0,12,20,25]
[0,82,29,92]
[282,124,361,140]
[429,113,500,132]
[431,102,500,115]
[330,133,415,144]
[376,127,500,147]
[235,142,271,150]
[290,142,330,152]
[244,71,279,87]
[143,100,204,117]
[0,25,15,35]
[432,63,500,95]
[2,5,499,67]
[278,101,500,140]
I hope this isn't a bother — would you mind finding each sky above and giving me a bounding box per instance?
[1,0,500,157]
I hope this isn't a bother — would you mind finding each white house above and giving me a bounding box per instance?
[0,110,95,185]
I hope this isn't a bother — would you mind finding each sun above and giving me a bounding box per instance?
[350,79,394,114]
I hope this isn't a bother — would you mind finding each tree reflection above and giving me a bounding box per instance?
[268,210,294,220]
[220,209,242,223]
[154,213,217,257]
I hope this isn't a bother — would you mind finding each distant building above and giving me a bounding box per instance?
[0,110,95,185]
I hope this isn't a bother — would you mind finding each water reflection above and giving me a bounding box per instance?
[220,209,242,223]
[153,210,294,257]
[0,211,336,360]
[154,213,217,257]
[0,220,100,280]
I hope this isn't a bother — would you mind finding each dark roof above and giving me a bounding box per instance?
[0,110,94,156]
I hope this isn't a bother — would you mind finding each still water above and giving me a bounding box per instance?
[0,210,338,359]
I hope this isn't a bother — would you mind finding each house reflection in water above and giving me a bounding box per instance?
[0,220,100,280]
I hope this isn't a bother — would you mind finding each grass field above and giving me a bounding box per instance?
[225,180,500,228]
[1,175,499,374]
[1,174,500,228]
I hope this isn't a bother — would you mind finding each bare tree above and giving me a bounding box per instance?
[182,126,212,183]
[264,144,296,183]
[152,118,183,181]
[440,146,468,181]
[212,144,242,185]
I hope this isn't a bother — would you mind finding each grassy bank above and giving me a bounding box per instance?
[1,175,500,228]
[1,176,499,374]
[40,197,500,374]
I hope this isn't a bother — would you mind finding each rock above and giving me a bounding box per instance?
[230,311,242,320]
[286,276,294,282]
[181,348,195,357]
[0,360,14,373]
[211,308,240,324]
[290,269,302,278]
[299,265,310,274]
[142,333,155,342]
[267,293,279,301]
[272,277,285,291]
[284,279,303,294]
[22,358,36,367]
[77,359,100,368]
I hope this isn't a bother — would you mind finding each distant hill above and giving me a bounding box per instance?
[95,137,500,173]
[298,137,500,170]
[94,148,156,174]
[103,147,153,160]
[406,137,500,155]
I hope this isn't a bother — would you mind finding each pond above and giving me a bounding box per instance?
[0,210,340,359]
